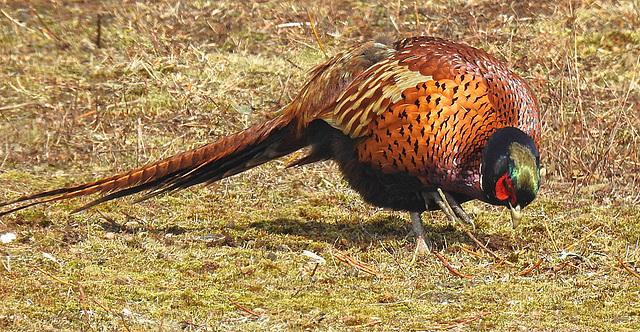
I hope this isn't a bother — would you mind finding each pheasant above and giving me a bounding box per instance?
[0,36,541,243]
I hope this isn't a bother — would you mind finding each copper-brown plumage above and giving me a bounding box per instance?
[0,37,541,237]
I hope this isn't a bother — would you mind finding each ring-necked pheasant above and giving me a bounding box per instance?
[0,36,541,242]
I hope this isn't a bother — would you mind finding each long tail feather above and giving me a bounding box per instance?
[0,115,300,216]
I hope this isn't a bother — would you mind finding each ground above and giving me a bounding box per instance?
[1,0,639,331]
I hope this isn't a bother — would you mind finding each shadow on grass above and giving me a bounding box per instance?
[248,215,511,252]
[82,212,514,252]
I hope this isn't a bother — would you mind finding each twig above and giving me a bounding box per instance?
[93,300,115,314]
[1,9,29,28]
[93,300,131,332]
[310,262,320,277]
[606,261,623,272]
[624,13,639,26]
[389,15,400,34]
[424,312,491,330]
[78,282,91,323]
[490,260,505,271]
[306,11,327,58]
[31,265,72,285]
[617,257,640,279]
[298,263,320,277]
[460,219,513,266]
[77,110,96,119]
[567,262,583,271]
[29,6,64,44]
[78,283,91,327]
[413,2,420,29]
[354,319,381,328]
[0,102,36,112]
[227,297,260,317]
[282,151,302,167]
[519,257,544,276]
[564,226,602,253]
[431,250,473,280]
[333,249,386,278]
[579,270,606,283]
[543,215,559,252]
[552,261,570,274]
[283,57,304,71]
[96,14,102,48]
[456,245,486,259]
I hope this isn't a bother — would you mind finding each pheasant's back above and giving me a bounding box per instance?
[322,37,541,202]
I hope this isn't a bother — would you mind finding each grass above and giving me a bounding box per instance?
[1,0,639,330]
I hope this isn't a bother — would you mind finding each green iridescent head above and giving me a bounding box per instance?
[481,127,540,227]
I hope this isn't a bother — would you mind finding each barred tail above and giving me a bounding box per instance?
[0,115,302,216]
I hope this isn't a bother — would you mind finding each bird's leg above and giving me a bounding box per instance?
[409,211,429,264]
[410,211,426,239]
[422,190,475,230]
[437,189,476,229]
[422,191,458,225]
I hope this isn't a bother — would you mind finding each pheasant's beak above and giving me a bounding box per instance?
[509,203,522,229]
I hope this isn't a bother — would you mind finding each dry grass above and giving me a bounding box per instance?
[1,0,639,331]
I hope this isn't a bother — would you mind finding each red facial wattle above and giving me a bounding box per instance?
[495,173,516,205]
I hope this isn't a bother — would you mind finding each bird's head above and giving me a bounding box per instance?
[480,127,540,228]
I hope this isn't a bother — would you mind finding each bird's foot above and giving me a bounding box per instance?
[409,236,429,266]
[409,211,429,265]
